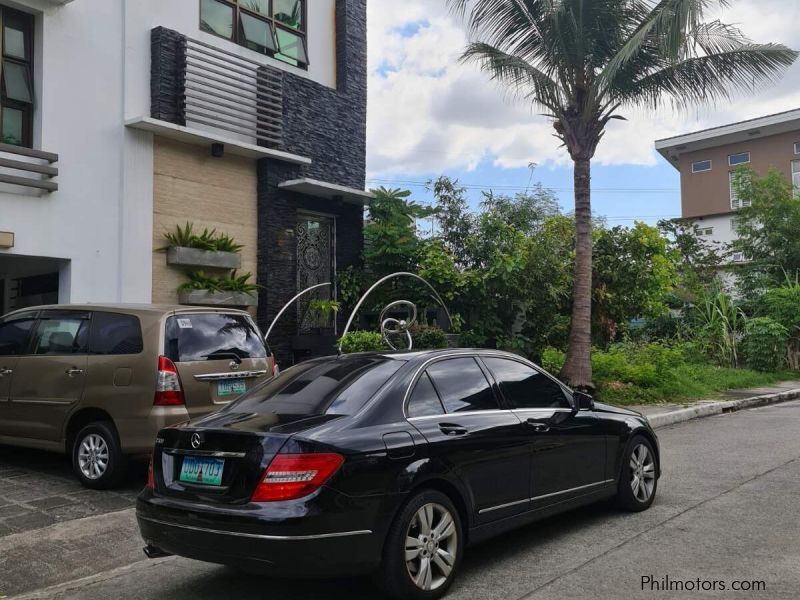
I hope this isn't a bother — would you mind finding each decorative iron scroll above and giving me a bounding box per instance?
[339,272,453,353]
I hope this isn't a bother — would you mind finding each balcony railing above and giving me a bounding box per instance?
[183,37,283,148]
[0,143,58,192]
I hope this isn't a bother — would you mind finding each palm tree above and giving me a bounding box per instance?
[448,0,797,390]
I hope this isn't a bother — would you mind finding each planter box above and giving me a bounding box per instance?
[167,246,241,270]
[178,289,257,307]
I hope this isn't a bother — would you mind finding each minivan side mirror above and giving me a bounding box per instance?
[574,391,595,411]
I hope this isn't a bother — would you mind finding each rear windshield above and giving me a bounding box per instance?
[164,313,266,362]
[227,357,404,416]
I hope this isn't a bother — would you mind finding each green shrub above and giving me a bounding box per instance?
[742,317,788,372]
[162,222,244,253]
[178,271,258,293]
[541,347,566,374]
[411,325,448,350]
[339,331,387,354]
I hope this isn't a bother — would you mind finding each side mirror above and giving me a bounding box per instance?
[574,391,594,411]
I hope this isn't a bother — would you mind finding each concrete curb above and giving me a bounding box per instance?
[647,388,800,429]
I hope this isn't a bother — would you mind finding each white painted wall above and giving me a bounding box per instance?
[690,213,740,248]
[0,0,336,307]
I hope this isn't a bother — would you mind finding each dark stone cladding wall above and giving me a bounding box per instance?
[257,0,367,364]
[150,27,186,125]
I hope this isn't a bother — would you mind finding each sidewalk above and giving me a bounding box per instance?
[630,379,800,429]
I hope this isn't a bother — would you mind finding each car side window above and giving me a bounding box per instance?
[30,313,89,356]
[89,312,144,355]
[0,314,37,356]
[407,372,445,418]
[427,357,498,413]
[483,357,570,409]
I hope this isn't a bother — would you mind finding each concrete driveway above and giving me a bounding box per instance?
[4,400,800,600]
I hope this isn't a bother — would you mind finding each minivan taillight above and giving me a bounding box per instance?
[146,453,155,489]
[251,453,344,502]
[154,355,185,406]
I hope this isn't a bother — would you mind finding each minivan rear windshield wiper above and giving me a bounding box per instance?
[201,351,243,363]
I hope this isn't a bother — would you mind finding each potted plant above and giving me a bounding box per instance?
[161,222,243,270]
[177,271,259,307]
[305,299,340,336]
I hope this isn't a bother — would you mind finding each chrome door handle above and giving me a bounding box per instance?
[0,368,12,377]
[439,423,469,437]
[526,420,550,433]
[65,368,84,376]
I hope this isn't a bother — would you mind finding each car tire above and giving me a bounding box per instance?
[71,421,127,489]
[615,435,658,512]
[379,489,464,600]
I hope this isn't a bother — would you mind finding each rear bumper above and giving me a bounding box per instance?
[136,488,395,577]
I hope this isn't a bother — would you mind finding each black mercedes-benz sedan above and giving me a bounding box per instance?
[137,349,660,600]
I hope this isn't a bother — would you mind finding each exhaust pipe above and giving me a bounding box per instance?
[143,544,172,559]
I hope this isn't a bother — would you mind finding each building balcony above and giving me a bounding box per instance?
[0,142,59,193]
[126,27,308,165]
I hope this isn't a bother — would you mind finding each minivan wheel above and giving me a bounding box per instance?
[615,435,658,512]
[380,490,463,600]
[72,422,126,489]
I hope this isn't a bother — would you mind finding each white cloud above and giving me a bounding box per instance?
[366,0,800,177]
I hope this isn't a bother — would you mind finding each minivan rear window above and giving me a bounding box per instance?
[164,313,266,362]
[227,357,404,416]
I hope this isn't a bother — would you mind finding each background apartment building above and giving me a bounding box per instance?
[0,0,369,363]
[655,109,800,258]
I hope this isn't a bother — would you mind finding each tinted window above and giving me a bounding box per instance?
[0,314,36,356]
[407,373,445,418]
[427,357,497,413]
[165,313,266,362]
[89,312,143,355]
[484,358,569,409]
[31,313,89,355]
[227,357,404,416]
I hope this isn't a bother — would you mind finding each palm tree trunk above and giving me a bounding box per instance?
[560,157,594,391]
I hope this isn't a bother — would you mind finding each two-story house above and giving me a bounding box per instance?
[0,0,369,363]
[655,108,800,259]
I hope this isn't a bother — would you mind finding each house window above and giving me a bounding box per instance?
[200,0,308,68]
[731,217,742,233]
[0,7,34,147]
[691,160,712,173]
[794,142,800,155]
[728,152,750,167]
[697,227,713,236]
[730,171,751,210]
[792,160,800,197]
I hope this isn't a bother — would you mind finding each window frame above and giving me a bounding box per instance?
[729,170,751,210]
[87,311,144,356]
[728,152,751,167]
[794,142,800,155]
[0,6,34,148]
[480,356,573,411]
[697,226,713,237]
[29,310,91,356]
[691,160,712,173]
[199,0,308,69]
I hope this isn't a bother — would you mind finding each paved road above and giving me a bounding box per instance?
[8,400,800,599]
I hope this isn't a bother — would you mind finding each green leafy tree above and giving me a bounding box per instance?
[731,168,800,293]
[448,0,797,389]
[742,317,788,372]
[428,176,474,268]
[658,218,724,301]
[592,222,679,346]
[763,281,800,369]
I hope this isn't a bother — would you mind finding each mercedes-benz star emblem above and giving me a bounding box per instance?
[229,360,240,371]
[191,433,202,449]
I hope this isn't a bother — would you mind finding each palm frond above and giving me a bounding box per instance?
[461,41,562,112]
[619,44,799,109]
[597,0,718,96]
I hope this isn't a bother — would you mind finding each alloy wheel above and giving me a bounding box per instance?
[78,433,110,480]
[404,502,458,591]
[629,443,656,502]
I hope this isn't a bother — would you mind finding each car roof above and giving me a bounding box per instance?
[316,347,529,365]
[1,303,254,319]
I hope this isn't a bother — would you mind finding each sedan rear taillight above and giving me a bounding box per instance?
[251,453,344,502]
[154,355,185,406]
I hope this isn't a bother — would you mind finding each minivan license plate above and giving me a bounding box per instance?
[218,380,247,397]
[179,456,224,486]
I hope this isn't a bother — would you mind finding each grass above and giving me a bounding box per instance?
[542,343,799,407]
[597,364,798,406]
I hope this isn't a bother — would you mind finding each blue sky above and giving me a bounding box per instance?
[365,1,800,227]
